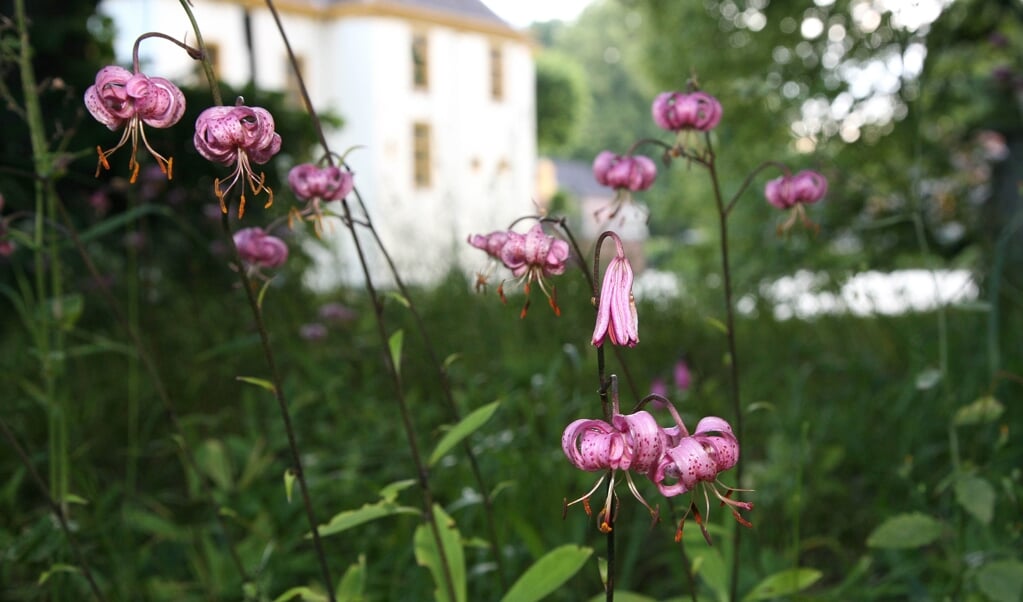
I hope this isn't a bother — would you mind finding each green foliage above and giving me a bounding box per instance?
[535,51,590,153]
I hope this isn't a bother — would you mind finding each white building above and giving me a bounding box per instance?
[98,0,537,287]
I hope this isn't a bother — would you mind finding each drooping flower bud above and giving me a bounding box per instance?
[652,91,722,132]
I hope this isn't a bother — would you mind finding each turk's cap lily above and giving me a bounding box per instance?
[233,227,288,270]
[499,223,570,278]
[84,65,186,181]
[764,170,828,209]
[288,163,354,202]
[467,230,511,259]
[194,104,282,166]
[593,151,657,192]
[562,410,666,474]
[194,102,282,217]
[765,169,828,234]
[653,416,739,497]
[652,91,722,133]
[592,233,638,348]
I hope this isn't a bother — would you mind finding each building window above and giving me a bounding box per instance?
[285,54,308,109]
[412,32,429,90]
[413,122,432,188]
[489,44,503,100]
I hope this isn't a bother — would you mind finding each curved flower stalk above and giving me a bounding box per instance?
[764,169,828,234]
[467,222,569,318]
[84,65,186,182]
[287,162,355,235]
[194,100,282,218]
[652,90,723,133]
[592,232,638,348]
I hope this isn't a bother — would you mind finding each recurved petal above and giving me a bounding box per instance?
[562,418,616,471]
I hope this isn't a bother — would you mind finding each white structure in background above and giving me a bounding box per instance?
[98,0,537,287]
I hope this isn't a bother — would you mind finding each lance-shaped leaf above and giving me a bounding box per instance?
[501,544,592,602]
[429,401,500,466]
[414,505,466,602]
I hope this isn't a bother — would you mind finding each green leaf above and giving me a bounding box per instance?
[704,316,729,335]
[272,586,328,602]
[976,559,1023,602]
[37,563,80,585]
[77,203,175,243]
[284,469,296,504]
[383,291,411,308]
[953,396,1004,426]
[197,439,233,491]
[429,401,500,466]
[43,294,84,331]
[742,568,823,601]
[388,329,404,377]
[442,353,461,370]
[314,500,420,539]
[123,507,186,541]
[257,278,274,309]
[954,475,996,525]
[677,524,729,601]
[62,493,89,505]
[501,544,592,602]
[335,554,367,601]
[413,505,466,602]
[236,376,277,394]
[379,479,416,503]
[866,512,942,549]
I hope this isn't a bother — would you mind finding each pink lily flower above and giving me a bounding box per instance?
[194,101,282,218]
[765,169,828,234]
[593,151,657,192]
[468,223,569,317]
[233,227,288,273]
[592,232,638,348]
[84,65,186,182]
[652,91,723,132]
[286,163,355,234]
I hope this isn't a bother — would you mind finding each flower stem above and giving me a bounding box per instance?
[222,216,337,601]
[52,199,252,585]
[702,134,745,602]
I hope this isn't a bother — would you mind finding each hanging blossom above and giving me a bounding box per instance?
[233,227,288,274]
[287,163,355,235]
[764,169,828,234]
[194,100,282,218]
[591,232,638,348]
[562,379,752,541]
[652,90,723,133]
[467,223,569,318]
[593,151,657,192]
[591,151,657,222]
[562,380,666,532]
[84,65,186,182]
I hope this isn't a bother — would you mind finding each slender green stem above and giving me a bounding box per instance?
[15,0,69,517]
[53,199,252,584]
[0,419,107,601]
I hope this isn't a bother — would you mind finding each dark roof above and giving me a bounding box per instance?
[331,0,509,27]
[551,158,612,198]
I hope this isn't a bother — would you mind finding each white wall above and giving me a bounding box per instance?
[98,0,536,289]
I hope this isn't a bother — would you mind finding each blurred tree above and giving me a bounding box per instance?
[535,50,589,153]
[625,0,1023,286]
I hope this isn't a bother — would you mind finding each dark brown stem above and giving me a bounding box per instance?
[222,215,336,601]
[724,160,790,216]
[702,132,744,602]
